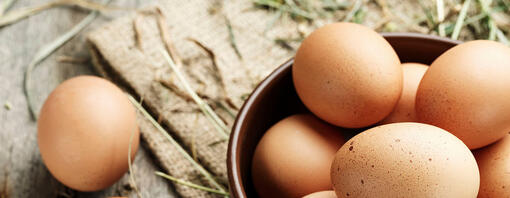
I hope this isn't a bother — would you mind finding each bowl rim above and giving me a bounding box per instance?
[226,32,461,198]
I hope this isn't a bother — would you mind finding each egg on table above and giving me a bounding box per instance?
[293,22,402,128]
[416,40,510,149]
[380,63,428,124]
[252,114,347,198]
[38,76,140,191]
[330,122,479,198]
[474,134,510,198]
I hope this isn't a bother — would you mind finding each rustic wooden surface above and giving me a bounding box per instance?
[0,0,178,197]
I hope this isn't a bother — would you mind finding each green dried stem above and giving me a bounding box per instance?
[274,36,303,50]
[418,0,436,29]
[255,0,350,23]
[352,7,365,24]
[264,9,282,34]
[216,101,236,119]
[488,20,497,40]
[161,49,230,139]
[495,28,509,45]
[283,0,314,19]
[451,0,471,40]
[322,0,349,11]
[24,0,110,120]
[155,171,230,196]
[3,101,12,110]
[479,0,496,40]
[225,16,243,60]
[343,0,362,22]
[465,12,490,24]
[478,0,508,44]
[464,5,504,25]
[254,0,316,20]
[0,0,16,16]
[127,95,228,195]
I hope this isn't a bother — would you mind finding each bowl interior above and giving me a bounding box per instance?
[227,33,461,198]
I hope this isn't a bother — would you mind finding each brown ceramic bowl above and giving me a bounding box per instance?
[227,33,461,198]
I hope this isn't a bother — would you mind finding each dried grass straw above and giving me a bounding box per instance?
[451,0,471,40]
[155,172,229,196]
[161,49,230,139]
[343,0,363,22]
[478,0,509,45]
[0,0,120,28]
[0,0,16,16]
[23,0,110,120]
[127,95,229,196]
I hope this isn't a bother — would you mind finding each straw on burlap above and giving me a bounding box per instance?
[87,1,301,197]
[86,0,439,197]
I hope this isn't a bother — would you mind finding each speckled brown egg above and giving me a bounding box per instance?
[293,22,402,128]
[416,40,510,149]
[303,191,337,198]
[252,114,347,198]
[474,134,510,198]
[38,76,139,191]
[331,122,479,198]
[380,63,428,124]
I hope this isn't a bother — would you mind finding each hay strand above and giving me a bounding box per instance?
[0,0,117,28]
[24,0,110,120]
[451,0,471,40]
[127,95,228,195]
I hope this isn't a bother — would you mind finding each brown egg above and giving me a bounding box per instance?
[331,123,479,198]
[474,134,510,198]
[303,191,337,198]
[416,40,510,149]
[38,76,139,191]
[252,114,347,198]
[293,22,402,128]
[380,63,428,124]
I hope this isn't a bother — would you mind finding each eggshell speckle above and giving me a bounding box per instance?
[293,22,402,128]
[331,123,479,198]
[474,134,510,198]
[38,76,139,191]
[380,63,428,124]
[252,114,347,198]
[416,40,510,149]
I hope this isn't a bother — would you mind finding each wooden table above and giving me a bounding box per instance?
[0,0,177,197]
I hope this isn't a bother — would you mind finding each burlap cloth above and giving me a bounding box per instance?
[86,0,465,197]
